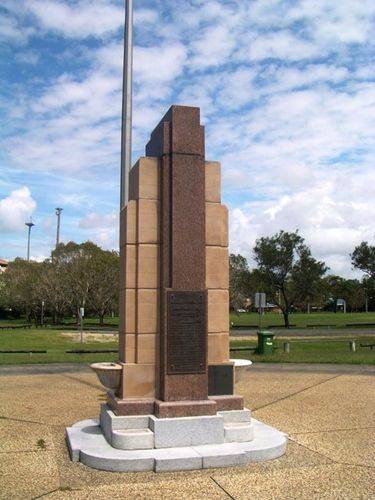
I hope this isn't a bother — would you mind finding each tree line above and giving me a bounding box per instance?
[0,231,373,328]
[230,231,375,327]
[0,242,119,326]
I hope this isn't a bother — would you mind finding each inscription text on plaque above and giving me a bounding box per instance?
[167,291,206,375]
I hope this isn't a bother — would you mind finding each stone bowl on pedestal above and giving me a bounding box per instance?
[90,362,122,394]
[231,358,252,384]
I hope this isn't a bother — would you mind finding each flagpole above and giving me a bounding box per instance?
[120,0,133,209]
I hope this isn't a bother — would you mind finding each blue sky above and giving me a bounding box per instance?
[0,0,374,277]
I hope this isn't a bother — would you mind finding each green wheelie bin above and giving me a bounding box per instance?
[256,330,275,354]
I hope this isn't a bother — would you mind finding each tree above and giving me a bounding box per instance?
[50,241,119,325]
[229,254,251,312]
[352,241,375,279]
[87,248,119,325]
[38,260,69,324]
[51,241,98,324]
[253,231,327,327]
[2,259,43,325]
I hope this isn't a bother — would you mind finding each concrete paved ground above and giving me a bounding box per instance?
[0,363,374,499]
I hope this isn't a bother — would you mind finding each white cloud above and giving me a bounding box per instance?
[79,212,117,230]
[0,13,33,43]
[26,0,123,38]
[78,212,118,249]
[191,24,236,69]
[0,187,36,232]
[249,32,320,62]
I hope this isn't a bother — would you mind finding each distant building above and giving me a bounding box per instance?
[0,259,8,273]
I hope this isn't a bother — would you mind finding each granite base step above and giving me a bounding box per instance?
[112,428,154,450]
[66,418,287,472]
[224,422,254,442]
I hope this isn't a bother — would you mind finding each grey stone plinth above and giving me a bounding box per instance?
[154,448,202,472]
[224,422,254,442]
[149,414,224,448]
[192,443,247,468]
[66,417,287,472]
[218,409,251,423]
[112,428,154,450]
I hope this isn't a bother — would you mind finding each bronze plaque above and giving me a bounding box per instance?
[167,291,206,375]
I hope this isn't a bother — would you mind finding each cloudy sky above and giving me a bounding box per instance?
[0,0,374,277]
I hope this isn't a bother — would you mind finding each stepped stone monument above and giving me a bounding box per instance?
[66,105,287,472]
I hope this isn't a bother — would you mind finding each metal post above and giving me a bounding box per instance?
[283,342,290,353]
[25,221,35,261]
[120,0,134,209]
[55,208,63,248]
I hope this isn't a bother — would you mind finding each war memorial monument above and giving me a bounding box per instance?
[65,0,287,473]
[65,105,287,472]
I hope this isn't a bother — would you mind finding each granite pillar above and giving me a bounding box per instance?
[112,105,243,417]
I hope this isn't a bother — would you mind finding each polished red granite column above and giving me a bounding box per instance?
[146,106,217,417]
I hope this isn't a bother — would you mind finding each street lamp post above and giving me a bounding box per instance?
[25,220,35,261]
[120,0,134,209]
[55,208,63,248]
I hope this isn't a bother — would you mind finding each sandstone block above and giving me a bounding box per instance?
[208,289,229,333]
[137,289,158,334]
[206,203,228,247]
[137,334,157,363]
[121,363,156,399]
[129,157,159,201]
[120,201,137,247]
[205,161,221,203]
[138,199,159,243]
[206,246,229,289]
[137,244,158,288]
[208,332,230,364]
[120,245,136,289]
[119,289,136,335]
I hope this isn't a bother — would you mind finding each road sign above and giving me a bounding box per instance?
[255,292,266,309]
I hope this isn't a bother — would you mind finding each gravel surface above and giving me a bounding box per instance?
[0,363,374,499]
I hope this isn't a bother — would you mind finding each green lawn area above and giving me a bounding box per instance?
[0,328,118,365]
[230,337,375,365]
[230,311,375,328]
[0,327,374,365]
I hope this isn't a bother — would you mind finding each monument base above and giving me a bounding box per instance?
[66,405,287,472]
[107,392,244,418]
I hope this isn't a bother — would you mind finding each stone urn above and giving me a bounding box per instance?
[90,362,122,395]
[230,359,252,385]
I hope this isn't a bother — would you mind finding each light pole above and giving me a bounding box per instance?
[120,0,134,209]
[55,207,63,248]
[25,220,35,261]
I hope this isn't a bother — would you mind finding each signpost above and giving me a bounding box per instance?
[255,292,266,329]
[80,307,85,344]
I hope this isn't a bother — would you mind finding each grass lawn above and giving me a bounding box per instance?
[230,337,375,364]
[0,327,374,365]
[230,311,375,328]
[0,328,118,365]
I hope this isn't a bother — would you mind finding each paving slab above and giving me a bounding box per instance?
[237,369,336,411]
[42,476,228,499]
[254,374,375,434]
[0,363,373,498]
[0,450,60,500]
[290,428,375,467]
[0,372,104,426]
[0,418,54,452]
[211,463,375,500]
